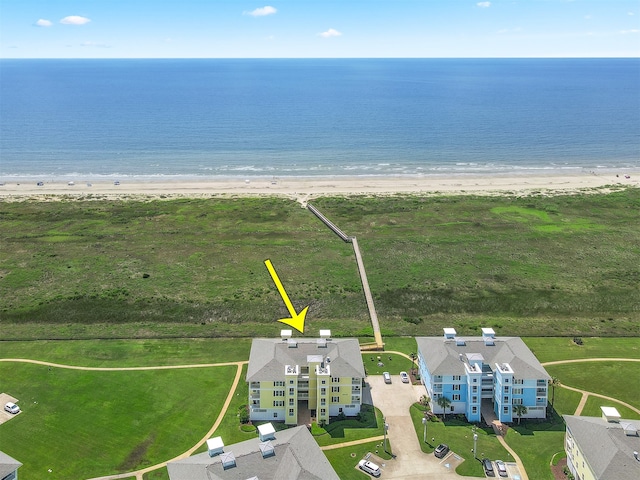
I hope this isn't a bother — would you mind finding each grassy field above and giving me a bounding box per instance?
[2,189,639,340]
[323,440,393,480]
[0,362,236,479]
[523,337,640,362]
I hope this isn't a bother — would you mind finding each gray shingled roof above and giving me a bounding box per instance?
[167,425,340,480]
[564,415,640,480]
[415,336,549,380]
[246,338,365,383]
[0,450,22,478]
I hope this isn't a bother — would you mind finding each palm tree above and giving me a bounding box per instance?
[549,377,560,409]
[409,353,417,375]
[512,404,527,424]
[437,395,451,419]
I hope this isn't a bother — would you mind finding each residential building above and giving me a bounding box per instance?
[416,328,550,423]
[167,424,340,480]
[0,451,21,480]
[564,407,640,480]
[246,331,365,425]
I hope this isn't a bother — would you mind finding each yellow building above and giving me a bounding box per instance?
[564,407,640,480]
[246,331,365,425]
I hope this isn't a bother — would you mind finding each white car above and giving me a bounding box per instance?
[358,459,381,477]
[400,371,410,383]
[4,402,20,414]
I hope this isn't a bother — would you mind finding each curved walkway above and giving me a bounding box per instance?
[0,358,247,480]
[541,358,640,416]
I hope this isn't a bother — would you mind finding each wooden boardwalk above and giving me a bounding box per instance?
[307,204,384,350]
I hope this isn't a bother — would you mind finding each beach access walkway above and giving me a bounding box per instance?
[307,203,384,350]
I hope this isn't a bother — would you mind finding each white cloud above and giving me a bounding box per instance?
[628,12,635,16]
[244,6,277,17]
[319,28,342,38]
[60,16,91,25]
[477,2,491,8]
[35,19,53,27]
[620,29,639,34]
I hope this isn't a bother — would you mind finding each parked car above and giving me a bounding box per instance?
[495,460,508,477]
[482,458,495,476]
[400,371,410,383]
[383,372,391,384]
[434,443,449,458]
[4,402,20,414]
[358,459,381,477]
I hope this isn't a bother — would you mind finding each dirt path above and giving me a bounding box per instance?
[0,358,245,371]
[541,358,640,366]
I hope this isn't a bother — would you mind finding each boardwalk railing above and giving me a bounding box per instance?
[307,204,384,350]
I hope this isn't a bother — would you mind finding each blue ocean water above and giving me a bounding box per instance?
[1,58,638,180]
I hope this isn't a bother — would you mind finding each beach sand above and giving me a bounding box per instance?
[0,172,637,202]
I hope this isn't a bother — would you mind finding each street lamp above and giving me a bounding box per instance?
[383,420,389,452]
[473,427,478,459]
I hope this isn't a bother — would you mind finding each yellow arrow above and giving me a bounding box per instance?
[264,259,308,333]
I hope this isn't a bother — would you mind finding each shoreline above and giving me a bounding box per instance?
[0,172,637,201]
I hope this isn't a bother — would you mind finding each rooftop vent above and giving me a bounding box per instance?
[601,406,621,423]
[220,451,236,470]
[281,329,292,341]
[259,440,275,458]
[443,328,457,339]
[620,422,638,436]
[319,329,332,339]
[455,337,466,346]
[207,437,224,457]
[286,365,297,374]
[317,338,327,348]
[287,338,297,348]
[258,422,276,441]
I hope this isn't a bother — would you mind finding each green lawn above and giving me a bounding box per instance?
[579,395,640,420]
[323,440,393,480]
[408,404,510,477]
[549,386,583,416]
[503,415,567,480]
[313,404,386,446]
[545,361,640,411]
[524,337,640,363]
[0,362,236,479]
[362,353,413,375]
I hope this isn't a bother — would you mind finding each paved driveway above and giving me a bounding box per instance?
[367,375,478,480]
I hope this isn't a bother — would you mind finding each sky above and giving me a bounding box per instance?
[1,0,638,58]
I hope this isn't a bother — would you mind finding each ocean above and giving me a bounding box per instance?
[0,58,638,180]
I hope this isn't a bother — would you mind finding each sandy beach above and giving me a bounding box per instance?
[0,172,637,201]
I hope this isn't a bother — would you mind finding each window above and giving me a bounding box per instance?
[513,398,523,405]
[504,386,509,393]
[453,375,461,381]
[321,380,326,385]
[332,377,340,383]
[513,388,523,395]
[273,400,284,407]
[472,406,478,414]
[453,385,461,391]
[453,394,461,401]
[320,408,326,415]
[274,390,285,397]
[472,386,478,393]
[274,381,285,387]
[321,398,326,406]
[504,407,509,414]
[289,398,294,406]
[473,378,478,383]
[332,396,340,402]
[514,378,523,385]
[331,386,340,393]
[289,408,294,416]
[320,388,326,395]
[289,388,295,395]
[504,396,509,403]
[472,396,478,403]
[504,378,509,383]
[289,380,294,385]
[273,412,278,418]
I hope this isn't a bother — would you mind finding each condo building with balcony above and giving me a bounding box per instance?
[416,328,550,423]
[246,330,365,426]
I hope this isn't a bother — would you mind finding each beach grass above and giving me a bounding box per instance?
[1,189,639,340]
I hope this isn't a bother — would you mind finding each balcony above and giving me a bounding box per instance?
[298,392,309,399]
[250,382,260,389]
[352,386,361,393]
[537,388,547,395]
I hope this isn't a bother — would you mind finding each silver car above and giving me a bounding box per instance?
[4,402,20,414]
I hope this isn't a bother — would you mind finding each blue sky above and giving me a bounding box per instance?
[1,0,638,58]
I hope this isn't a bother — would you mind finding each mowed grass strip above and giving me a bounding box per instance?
[545,361,640,411]
[0,363,236,479]
[1,189,639,340]
[524,337,640,363]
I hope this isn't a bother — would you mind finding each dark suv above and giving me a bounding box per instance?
[482,458,495,476]
[434,443,450,458]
